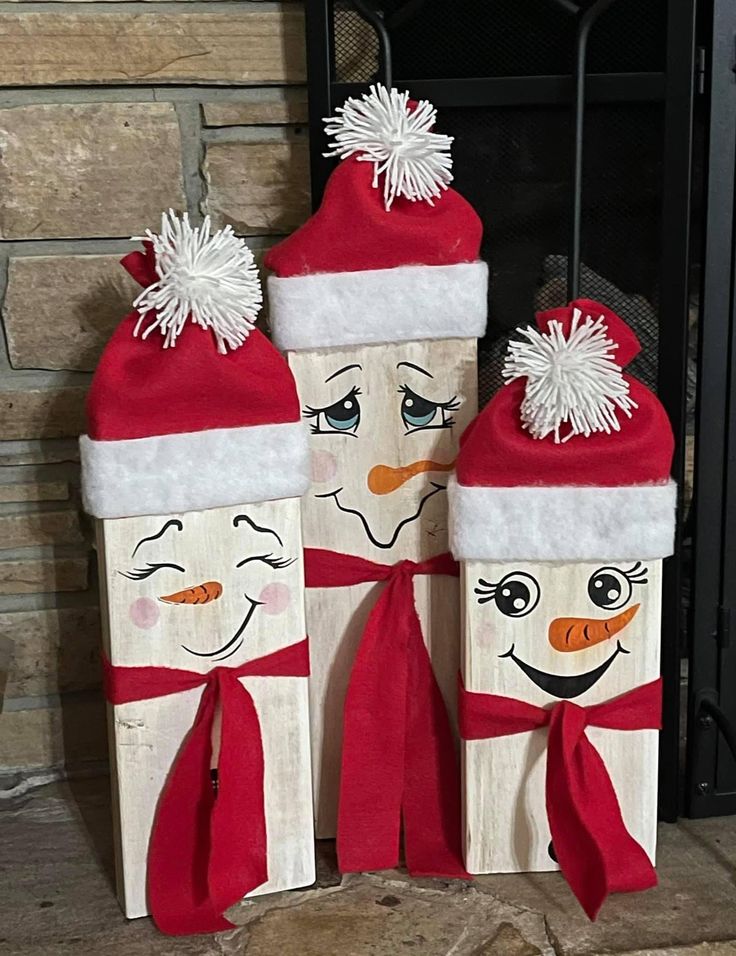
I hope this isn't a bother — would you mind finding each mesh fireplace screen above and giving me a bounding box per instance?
[330,1,667,406]
[334,0,667,82]
[440,103,664,404]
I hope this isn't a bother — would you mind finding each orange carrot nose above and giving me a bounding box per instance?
[160,581,223,605]
[367,459,455,495]
[548,603,640,652]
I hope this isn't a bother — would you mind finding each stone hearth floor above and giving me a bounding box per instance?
[3,775,736,956]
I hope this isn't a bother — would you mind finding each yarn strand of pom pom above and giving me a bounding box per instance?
[503,308,638,443]
[324,84,453,210]
[131,210,263,353]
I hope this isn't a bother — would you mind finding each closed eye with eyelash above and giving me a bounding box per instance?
[236,554,296,570]
[119,562,186,580]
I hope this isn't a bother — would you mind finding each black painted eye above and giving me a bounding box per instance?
[475,571,540,617]
[304,387,361,436]
[324,392,360,431]
[588,567,632,610]
[401,387,440,429]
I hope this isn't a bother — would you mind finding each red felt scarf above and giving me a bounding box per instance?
[103,639,310,936]
[305,548,467,878]
[458,676,662,919]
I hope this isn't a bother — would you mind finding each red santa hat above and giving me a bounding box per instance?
[449,299,676,562]
[80,211,310,520]
[264,85,487,351]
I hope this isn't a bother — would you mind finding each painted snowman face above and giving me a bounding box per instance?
[466,559,662,706]
[289,339,477,558]
[99,500,304,670]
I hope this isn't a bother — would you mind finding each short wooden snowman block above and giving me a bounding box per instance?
[97,498,314,921]
[461,557,662,874]
[450,299,677,918]
[265,86,488,873]
[80,212,314,935]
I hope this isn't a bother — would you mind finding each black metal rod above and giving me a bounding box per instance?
[353,0,393,89]
[699,699,736,770]
[568,0,618,300]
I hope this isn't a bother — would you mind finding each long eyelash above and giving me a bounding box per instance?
[237,554,296,570]
[119,562,184,580]
[474,578,497,603]
[303,386,362,419]
[398,385,460,412]
[622,561,649,584]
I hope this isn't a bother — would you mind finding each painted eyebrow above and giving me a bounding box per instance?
[325,364,362,383]
[397,361,433,379]
[233,514,283,547]
[132,519,183,557]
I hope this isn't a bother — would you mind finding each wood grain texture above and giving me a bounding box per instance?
[0,8,305,86]
[97,499,314,919]
[288,338,478,837]
[461,559,662,874]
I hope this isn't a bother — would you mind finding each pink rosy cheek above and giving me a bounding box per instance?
[129,597,160,630]
[258,583,291,616]
[310,450,338,483]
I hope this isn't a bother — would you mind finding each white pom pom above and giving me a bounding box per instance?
[502,308,638,443]
[132,210,262,353]
[324,84,453,210]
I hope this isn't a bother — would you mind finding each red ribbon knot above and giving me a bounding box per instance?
[305,547,468,879]
[103,638,310,936]
[459,675,662,919]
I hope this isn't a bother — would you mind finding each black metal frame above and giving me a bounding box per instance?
[304,0,697,821]
[685,0,736,818]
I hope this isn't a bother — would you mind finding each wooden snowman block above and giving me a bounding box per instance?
[97,498,314,920]
[461,558,662,874]
[265,85,488,868]
[80,213,314,935]
[287,338,478,837]
[450,299,677,918]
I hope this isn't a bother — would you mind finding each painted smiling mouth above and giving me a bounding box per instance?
[499,640,630,699]
[180,594,262,662]
[315,483,446,550]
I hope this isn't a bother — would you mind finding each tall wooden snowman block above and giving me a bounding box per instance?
[80,213,315,935]
[264,86,488,876]
[449,299,676,918]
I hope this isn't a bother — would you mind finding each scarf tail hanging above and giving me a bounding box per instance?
[103,639,309,936]
[306,549,467,878]
[459,676,662,918]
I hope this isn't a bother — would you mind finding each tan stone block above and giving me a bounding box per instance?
[0,557,88,595]
[0,103,185,240]
[0,481,68,503]
[0,9,305,86]
[2,607,100,698]
[0,440,80,466]
[0,510,84,549]
[0,692,107,771]
[4,255,140,370]
[205,139,311,234]
[0,385,87,439]
[203,87,309,127]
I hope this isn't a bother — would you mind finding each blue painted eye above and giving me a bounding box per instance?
[324,392,361,432]
[401,388,439,429]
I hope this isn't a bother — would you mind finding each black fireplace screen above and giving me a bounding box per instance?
[305,0,696,820]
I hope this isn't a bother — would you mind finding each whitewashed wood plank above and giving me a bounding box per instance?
[461,559,662,874]
[97,498,314,919]
[288,338,478,837]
